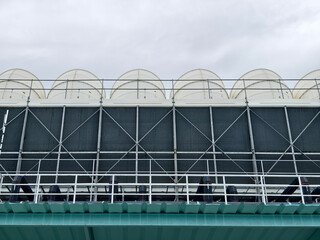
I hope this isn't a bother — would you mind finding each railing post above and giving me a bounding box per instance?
[73,175,78,204]
[135,106,139,184]
[0,174,3,197]
[149,173,152,204]
[34,175,41,203]
[223,176,227,204]
[111,175,115,204]
[186,175,189,204]
[260,175,266,204]
[298,176,305,204]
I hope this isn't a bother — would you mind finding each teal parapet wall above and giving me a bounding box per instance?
[1,202,320,240]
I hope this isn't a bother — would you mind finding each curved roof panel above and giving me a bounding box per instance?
[230,68,292,99]
[170,69,228,100]
[293,69,320,99]
[110,69,165,100]
[48,69,105,99]
[0,68,45,99]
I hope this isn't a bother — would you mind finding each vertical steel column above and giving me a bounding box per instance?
[246,106,258,177]
[55,106,66,184]
[16,79,33,173]
[93,85,104,201]
[209,106,218,183]
[173,104,178,196]
[172,80,178,199]
[242,80,259,185]
[149,158,152,203]
[135,106,139,184]
[55,83,69,182]
[284,106,298,174]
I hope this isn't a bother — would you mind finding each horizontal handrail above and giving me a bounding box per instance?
[0,173,319,205]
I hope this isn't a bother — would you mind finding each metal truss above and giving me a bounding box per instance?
[0,78,320,199]
[249,108,320,175]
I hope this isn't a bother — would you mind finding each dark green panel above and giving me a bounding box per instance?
[212,108,250,152]
[99,153,135,173]
[101,107,136,151]
[20,154,56,173]
[139,107,173,151]
[176,107,211,151]
[177,153,211,174]
[1,108,25,152]
[63,107,99,151]
[0,153,18,173]
[24,108,62,151]
[296,154,320,175]
[215,154,253,179]
[257,154,296,175]
[138,151,174,174]
[58,154,95,173]
[288,108,320,152]
[250,107,289,152]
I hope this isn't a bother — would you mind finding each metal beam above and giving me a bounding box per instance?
[135,106,139,184]
[16,80,34,174]
[242,80,258,183]
[209,106,217,183]
[93,99,103,201]
[55,106,66,183]
[246,107,258,180]
[172,105,178,187]
[172,84,178,199]
[284,106,298,174]
[16,107,29,173]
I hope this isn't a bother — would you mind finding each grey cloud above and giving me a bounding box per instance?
[0,0,320,91]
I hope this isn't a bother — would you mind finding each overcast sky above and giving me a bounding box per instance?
[0,0,320,90]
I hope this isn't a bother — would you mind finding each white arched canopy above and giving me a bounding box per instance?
[110,69,166,100]
[230,69,292,99]
[293,70,320,99]
[170,69,228,100]
[48,69,105,100]
[0,68,45,99]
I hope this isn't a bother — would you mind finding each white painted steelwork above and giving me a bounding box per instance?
[110,69,166,100]
[230,69,292,99]
[170,69,228,100]
[47,69,105,99]
[293,69,320,99]
[0,68,45,99]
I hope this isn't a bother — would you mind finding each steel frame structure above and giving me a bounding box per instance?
[0,79,320,204]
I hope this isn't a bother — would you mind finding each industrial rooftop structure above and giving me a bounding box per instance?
[0,67,320,239]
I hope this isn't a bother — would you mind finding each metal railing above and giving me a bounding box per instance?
[0,173,319,204]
